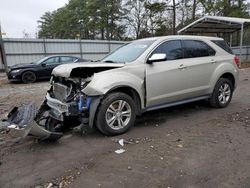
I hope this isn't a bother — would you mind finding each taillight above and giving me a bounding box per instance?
[234,56,240,68]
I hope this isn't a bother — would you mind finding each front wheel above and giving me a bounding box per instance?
[209,78,233,108]
[96,92,136,136]
[22,71,36,83]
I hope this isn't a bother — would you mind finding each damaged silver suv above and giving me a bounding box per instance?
[6,35,239,140]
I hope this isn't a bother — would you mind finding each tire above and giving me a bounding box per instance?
[22,71,36,83]
[45,117,63,132]
[96,92,136,136]
[44,117,63,141]
[209,78,233,108]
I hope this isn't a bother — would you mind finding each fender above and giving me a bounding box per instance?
[83,71,145,109]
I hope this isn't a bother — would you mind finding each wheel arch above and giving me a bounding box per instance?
[209,63,238,94]
[88,85,143,129]
[219,72,235,88]
[106,86,142,115]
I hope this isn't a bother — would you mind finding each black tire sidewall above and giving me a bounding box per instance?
[22,71,36,83]
[211,78,233,108]
[96,92,136,136]
[45,117,58,132]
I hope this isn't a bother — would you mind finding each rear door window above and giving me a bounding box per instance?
[183,40,216,58]
[60,56,76,63]
[211,40,233,54]
[151,40,183,61]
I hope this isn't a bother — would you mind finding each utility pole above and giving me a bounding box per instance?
[0,23,8,73]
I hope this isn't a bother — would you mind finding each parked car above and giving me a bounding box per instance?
[6,35,239,141]
[7,55,87,83]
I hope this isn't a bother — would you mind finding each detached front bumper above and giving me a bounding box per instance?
[3,103,62,141]
[2,92,102,141]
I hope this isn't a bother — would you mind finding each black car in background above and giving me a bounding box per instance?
[8,55,87,83]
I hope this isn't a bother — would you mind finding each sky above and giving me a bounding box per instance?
[0,0,69,38]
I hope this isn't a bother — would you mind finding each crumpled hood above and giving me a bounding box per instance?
[52,62,125,78]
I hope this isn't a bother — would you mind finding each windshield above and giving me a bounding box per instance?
[102,39,156,63]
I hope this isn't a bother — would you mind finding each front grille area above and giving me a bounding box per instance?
[53,82,69,102]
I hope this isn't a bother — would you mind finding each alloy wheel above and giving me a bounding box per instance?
[218,83,231,104]
[105,100,132,130]
[22,72,36,83]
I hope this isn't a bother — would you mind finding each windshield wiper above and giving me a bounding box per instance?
[103,60,117,63]
[104,60,125,64]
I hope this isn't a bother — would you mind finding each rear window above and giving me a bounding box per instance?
[212,40,233,54]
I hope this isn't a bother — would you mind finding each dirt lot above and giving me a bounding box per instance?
[0,69,250,188]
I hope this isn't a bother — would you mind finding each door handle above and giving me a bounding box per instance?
[178,64,187,70]
[210,59,217,64]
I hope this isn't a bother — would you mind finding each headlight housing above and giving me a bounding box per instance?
[11,69,21,73]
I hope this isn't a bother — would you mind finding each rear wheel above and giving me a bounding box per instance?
[22,71,36,83]
[96,92,136,136]
[209,78,233,108]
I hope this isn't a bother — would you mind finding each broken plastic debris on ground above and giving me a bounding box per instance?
[118,138,124,146]
[115,139,126,154]
[115,148,126,154]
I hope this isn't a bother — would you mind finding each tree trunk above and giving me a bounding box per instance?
[101,28,104,40]
[172,0,176,35]
[192,0,196,21]
[238,0,242,8]
[224,0,231,16]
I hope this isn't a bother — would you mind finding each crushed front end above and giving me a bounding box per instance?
[2,63,123,141]
[2,76,100,141]
[45,76,98,128]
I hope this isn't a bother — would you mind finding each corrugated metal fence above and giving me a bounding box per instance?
[0,38,125,70]
[231,46,250,63]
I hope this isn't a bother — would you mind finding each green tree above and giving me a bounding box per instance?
[37,0,250,40]
[38,0,125,40]
[38,11,55,38]
[144,1,167,36]
[199,0,250,17]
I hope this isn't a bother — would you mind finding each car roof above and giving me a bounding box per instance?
[45,55,78,58]
[136,35,223,42]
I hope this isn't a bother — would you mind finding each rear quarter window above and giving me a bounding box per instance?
[211,40,233,54]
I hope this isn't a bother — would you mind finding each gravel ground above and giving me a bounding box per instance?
[0,69,250,188]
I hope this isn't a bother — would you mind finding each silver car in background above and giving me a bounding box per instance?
[6,35,239,140]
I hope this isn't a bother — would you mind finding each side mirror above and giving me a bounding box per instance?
[41,63,46,67]
[147,53,167,64]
